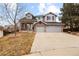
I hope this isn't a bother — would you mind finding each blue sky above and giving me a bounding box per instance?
[21,3,63,15]
[0,3,63,26]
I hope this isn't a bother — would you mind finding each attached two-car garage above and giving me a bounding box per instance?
[35,26,62,32]
[33,21,63,32]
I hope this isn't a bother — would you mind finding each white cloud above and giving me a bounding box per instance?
[31,6,34,9]
[46,5,61,14]
[39,3,46,14]
[38,3,61,15]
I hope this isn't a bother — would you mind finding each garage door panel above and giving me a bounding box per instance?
[46,26,61,32]
[36,27,45,32]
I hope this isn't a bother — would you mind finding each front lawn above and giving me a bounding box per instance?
[0,32,35,56]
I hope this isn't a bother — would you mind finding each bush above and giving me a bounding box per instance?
[63,28,71,32]
[3,30,12,36]
[63,27,79,32]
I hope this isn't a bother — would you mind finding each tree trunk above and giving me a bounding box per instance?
[70,21,73,32]
[14,23,17,36]
[14,4,18,36]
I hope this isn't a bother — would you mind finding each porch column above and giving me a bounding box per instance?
[21,23,23,30]
[30,24,32,30]
[24,24,26,30]
[19,23,21,31]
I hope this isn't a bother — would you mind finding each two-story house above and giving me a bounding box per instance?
[19,12,63,32]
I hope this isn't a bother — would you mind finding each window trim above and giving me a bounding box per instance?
[47,16,51,20]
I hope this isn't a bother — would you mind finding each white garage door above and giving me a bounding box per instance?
[36,27,45,32]
[46,26,62,32]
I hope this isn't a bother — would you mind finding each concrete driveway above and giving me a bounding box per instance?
[28,32,79,56]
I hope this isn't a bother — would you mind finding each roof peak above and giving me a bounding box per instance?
[26,12,32,14]
[44,12,57,17]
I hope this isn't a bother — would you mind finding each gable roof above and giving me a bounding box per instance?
[19,13,37,23]
[25,12,35,19]
[19,17,36,23]
[33,21,47,26]
[44,12,57,17]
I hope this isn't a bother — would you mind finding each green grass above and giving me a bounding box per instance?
[0,32,35,56]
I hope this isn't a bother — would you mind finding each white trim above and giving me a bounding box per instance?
[33,21,47,26]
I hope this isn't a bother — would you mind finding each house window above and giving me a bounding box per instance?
[26,14,32,19]
[47,16,51,20]
[52,16,54,20]
[27,15,30,17]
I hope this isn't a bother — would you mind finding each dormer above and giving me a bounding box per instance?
[43,12,57,22]
[25,13,33,19]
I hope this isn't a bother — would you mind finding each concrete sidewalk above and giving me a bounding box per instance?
[28,32,79,56]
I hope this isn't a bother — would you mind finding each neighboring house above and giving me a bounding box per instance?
[4,25,19,32]
[19,12,63,32]
[0,26,3,37]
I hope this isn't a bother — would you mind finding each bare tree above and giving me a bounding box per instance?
[4,3,24,36]
[0,16,3,25]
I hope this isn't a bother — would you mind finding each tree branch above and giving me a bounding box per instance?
[4,3,14,24]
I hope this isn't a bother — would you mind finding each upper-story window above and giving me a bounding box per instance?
[52,16,54,20]
[47,16,51,20]
[26,14,32,19]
